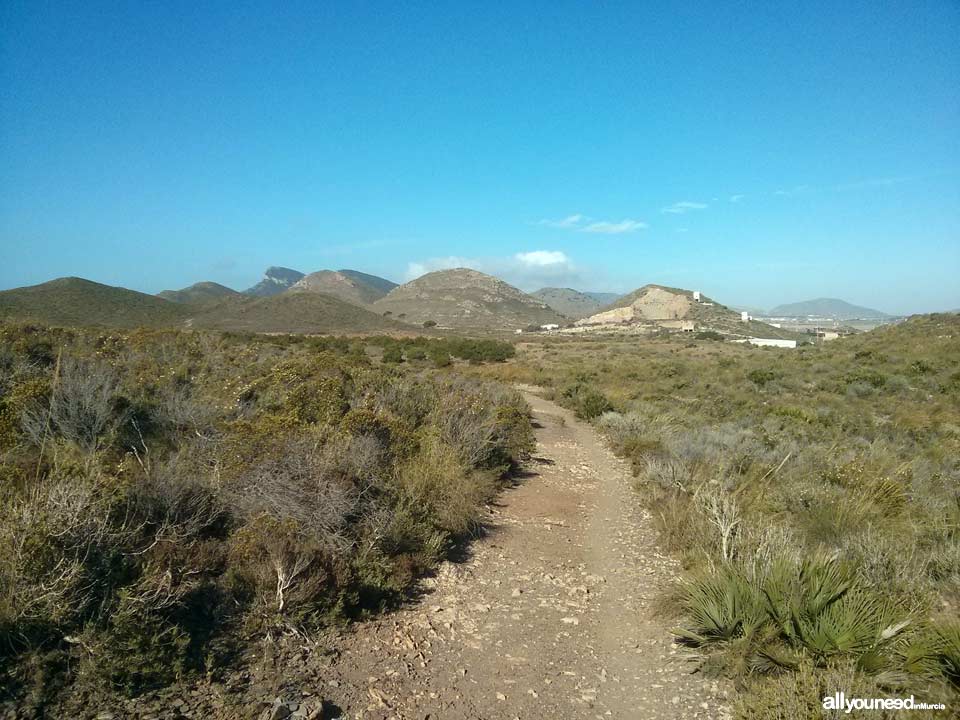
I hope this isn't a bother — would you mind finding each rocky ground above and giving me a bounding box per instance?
[6,390,729,720]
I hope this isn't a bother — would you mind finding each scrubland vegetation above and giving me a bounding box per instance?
[473,315,960,714]
[0,324,530,711]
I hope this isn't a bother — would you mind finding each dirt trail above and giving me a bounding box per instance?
[320,390,729,719]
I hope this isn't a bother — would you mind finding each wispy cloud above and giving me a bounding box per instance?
[536,214,584,229]
[581,219,648,234]
[661,201,708,214]
[773,185,810,197]
[729,194,745,203]
[534,213,647,235]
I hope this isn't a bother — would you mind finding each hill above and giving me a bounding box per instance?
[289,269,396,306]
[158,281,239,305]
[577,284,798,338]
[583,291,620,305]
[372,268,566,330]
[189,292,408,334]
[767,298,892,319]
[0,277,191,328]
[243,266,305,297]
[531,288,606,320]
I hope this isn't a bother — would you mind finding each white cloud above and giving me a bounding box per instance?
[729,194,745,203]
[537,214,584,229]
[661,201,708,214]
[581,219,648,234]
[515,250,570,266]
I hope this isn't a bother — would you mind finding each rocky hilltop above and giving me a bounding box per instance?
[576,284,799,338]
[289,270,396,306]
[243,266,305,297]
[373,268,566,330]
[158,281,239,305]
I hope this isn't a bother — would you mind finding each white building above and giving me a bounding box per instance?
[540,323,560,331]
[738,338,797,349]
[741,311,751,323]
[693,291,702,302]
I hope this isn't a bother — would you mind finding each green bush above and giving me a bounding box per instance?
[429,346,452,368]
[381,345,404,363]
[559,382,613,420]
[746,368,777,387]
[696,330,725,341]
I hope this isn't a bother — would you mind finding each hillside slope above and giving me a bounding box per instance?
[768,298,892,319]
[0,277,191,328]
[373,268,565,330]
[289,270,395,306]
[158,281,239,304]
[189,292,408,334]
[531,288,604,320]
[583,291,620,305]
[338,269,398,297]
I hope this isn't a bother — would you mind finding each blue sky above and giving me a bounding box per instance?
[1,1,958,314]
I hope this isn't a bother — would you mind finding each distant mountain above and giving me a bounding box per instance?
[732,304,768,317]
[0,277,191,328]
[189,292,407,334]
[767,298,892,320]
[158,281,239,305]
[583,291,620,305]
[289,269,396,306]
[373,268,566,330]
[243,266,305,297]
[531,288,605,320]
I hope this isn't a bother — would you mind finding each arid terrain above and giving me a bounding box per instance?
[9,390,727,720]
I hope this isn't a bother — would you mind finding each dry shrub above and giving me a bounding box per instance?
[396,435,496,536]
[226,436,359,553]
[21,356,123,452]
[227,515,337,620]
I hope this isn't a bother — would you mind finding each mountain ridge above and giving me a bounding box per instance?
[767,298,892,319]
[373,268,565,330]
[0,277,192,328]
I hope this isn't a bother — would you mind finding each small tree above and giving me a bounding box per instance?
[422,320,437,328]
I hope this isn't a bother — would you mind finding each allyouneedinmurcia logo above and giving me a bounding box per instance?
[822,692,946,714]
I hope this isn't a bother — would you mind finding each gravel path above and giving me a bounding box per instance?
[319,391,730,719]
